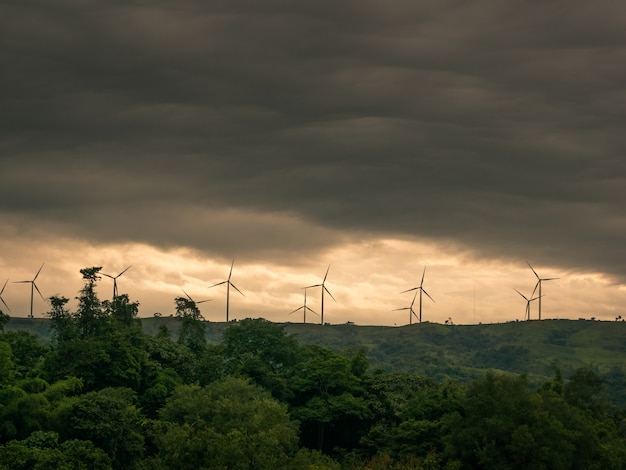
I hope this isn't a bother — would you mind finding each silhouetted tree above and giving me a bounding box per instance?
[174,297,206,357]
[0,311,9,331]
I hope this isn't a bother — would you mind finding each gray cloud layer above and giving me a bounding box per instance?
[2,1,626,278]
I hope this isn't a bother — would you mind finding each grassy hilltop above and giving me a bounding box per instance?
[7,316,626,405]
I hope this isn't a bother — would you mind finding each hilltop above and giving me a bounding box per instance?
[7,316,626,405]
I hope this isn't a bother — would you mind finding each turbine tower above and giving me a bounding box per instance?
[289,287,318,324]
[394,290,418,325]
[514,288,540,321]
[102,265,132,299]
[527,262,558,320]
[209,260,244,322]
[0,279,11,312]
[400,266,435,323]
[305,265,336,325]
[14,263,45,318]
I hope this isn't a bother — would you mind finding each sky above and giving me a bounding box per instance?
[1,1,626,325]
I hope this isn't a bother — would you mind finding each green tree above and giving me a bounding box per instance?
[0,311,9,331]
[0,431,111,470]
[51,387,145,469]
[289,344,372,454]
[75,267,107,338]
[0,385,49,441]
[222,319,299,401]
[564,366,610,419]
[0,341,14,385]
[144,330,197,384]
[174,297,206,357]
[45,269,148,392]
[0,331,48,379]
[47,296,78,343]
[154,377,298,469]
[442,372,616,469]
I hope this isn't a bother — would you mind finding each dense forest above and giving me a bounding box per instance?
[1,267,625,469]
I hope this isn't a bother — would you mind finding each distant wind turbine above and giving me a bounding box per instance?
[514,288,540,321]
[289,287,318,324]
[209,260,244,322]
[527,262,558,320]
[305,265,336,325]
[0,279,11,312]
[400,266,435,323]
[394,290,419,325]
[102,265,132,299]
[182,289,211,305]
[14,263,45,318]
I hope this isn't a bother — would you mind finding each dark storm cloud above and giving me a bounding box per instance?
[2,1,626,278]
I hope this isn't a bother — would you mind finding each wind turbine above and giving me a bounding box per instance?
[101,265,132,298]
[289,287,318,324]
[14,263,45,318]
[305,265,336,325]
[400,266,435,323]
[514,288,540,321]
[182,289,211,306]
[208,260,244,322]
[394,290,419,325]
[527,262,558,320]
[0,279,11,312]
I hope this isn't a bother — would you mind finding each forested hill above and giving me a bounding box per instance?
[8,316,626,405]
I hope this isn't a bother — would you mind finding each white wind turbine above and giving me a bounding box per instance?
[14,263,45,318]
[209,260,244,322]
[400,266,435,323]
[305,265,336,325]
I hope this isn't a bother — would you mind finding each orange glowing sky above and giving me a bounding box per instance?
[2,2,626,325]
[1,231,623,325]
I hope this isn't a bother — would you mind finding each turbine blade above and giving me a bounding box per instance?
[514,289,528,301]
[230,282,244,296]
[400,287,418,294]
[33,282,45,300]
[394,307,409,311]
[324,286,336,302]
[0,279,7,295]
[118,265,133,277]
[323,265,330,282]
[0,297,10,312]
[13,280,30,284]
[420,266,426,286]
[422,288,435,303]
[527,262,540,279]
[182,289,193,301]
[208,281,228,289]
[542,277,559,281]
[289,306,304,315]
[531,281,540,297]
[101,273,114,279]
[34,263,44,281]
[305,283,322,289]
[228,260,235,280]
[307,306,319,315]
